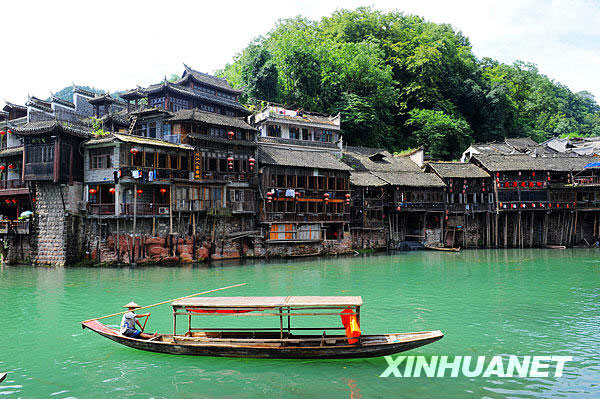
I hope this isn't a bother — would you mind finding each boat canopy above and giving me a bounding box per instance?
[171,296,363,308]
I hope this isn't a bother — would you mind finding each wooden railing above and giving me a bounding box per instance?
[227,200,256,213]
[121,203,170,215]
[447,203,492,213]
[0,220,29,234]
[260,212,348,223]
[0,179,26,190]
[574,176,600,185]
[88,203,116,215]
[119,166,190,180]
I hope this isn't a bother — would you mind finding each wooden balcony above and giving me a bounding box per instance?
[121,203,169,215]
[0,220,30,234]
[88,203,116,215]
[260,212,348,223]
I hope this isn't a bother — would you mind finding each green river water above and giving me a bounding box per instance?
[1,249,599,398]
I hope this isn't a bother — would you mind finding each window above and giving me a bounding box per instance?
[302,128,309,140]
[149,122,156,138]
[201,104,215,113]
[26,144,54,164]
[290,127,300,140]
[267,124,281,137]
[90,148,113,169]
[144,151,155,167]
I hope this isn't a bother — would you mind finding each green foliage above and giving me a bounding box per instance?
[221,7,600,160]
[51,85,104,102]
[89,117,110,136]
[406,109,472,160]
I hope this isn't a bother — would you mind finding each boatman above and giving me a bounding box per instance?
[120,301,157,339]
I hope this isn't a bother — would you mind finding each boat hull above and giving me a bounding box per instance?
[82,320,443,359]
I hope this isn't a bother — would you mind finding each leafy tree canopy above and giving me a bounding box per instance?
[219,6,600,160]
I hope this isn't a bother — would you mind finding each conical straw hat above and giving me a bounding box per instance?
[123,301,140,309]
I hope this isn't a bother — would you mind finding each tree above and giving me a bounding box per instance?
[406,109,472,160]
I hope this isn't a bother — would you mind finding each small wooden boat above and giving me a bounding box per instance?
[0,373,7,384]
[425,245,461,252]
[82,296,443,359]
[546,245,567,249]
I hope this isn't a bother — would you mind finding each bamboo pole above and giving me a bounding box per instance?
[83,282,247,322]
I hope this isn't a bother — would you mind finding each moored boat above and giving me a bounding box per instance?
[82,296,443,359]
[425,245,461,252]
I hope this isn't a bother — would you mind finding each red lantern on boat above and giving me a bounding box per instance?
[8,164,15,170]
[160,188,167,194]
[130,147,139,155]
[109,187,116,194]
[89,188,97,194]
[228,131,235,140]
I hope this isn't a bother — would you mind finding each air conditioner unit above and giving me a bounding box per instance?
[158,207,169,214]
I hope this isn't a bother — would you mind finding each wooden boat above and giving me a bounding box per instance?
[0,373,6,384]
[82,296,443,359]
[546,245,567,249]
[425,245,461,252]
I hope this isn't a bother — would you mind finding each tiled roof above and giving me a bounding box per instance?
[350,171,387,187]
[262,108,340,127]
[472,154,599,172]
[343,148,421,172]
[0,146,24,157]
[144,81,250,114]
[14,120,92,138]
[3,102,27,112]
[51,96,75,109]
[258,145,351,171]
[178,64,242,94]
[169,108,254,130]
[85,133,194,150]
[428,162,490,178]
[372,171,445,187]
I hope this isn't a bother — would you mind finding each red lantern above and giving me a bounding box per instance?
[345,193,351,198]
[547,176,551,181]
[0,165,5,171]
[537,182,542,187]
[137,189,143,194]
[228,131,235,140]
[513,182,517,187]
[496,173,499,177]
[528,181,534,187]
[8,164,15,170]
[7,130,12,135]
[89,188,97,194]
[0,131,5,136]
[499,202,503,208]
[532,172,535,177]
[160,188,167,194]
[323,193,330,198]
[521,182,526,187]
[11,199,16,204]
[556,203,560,208]
[4,199,9,204]
[130,147,139,155]
[396,206,401,211]
[109,187,116,194]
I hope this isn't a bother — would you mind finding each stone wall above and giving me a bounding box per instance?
[33,182,83,266]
